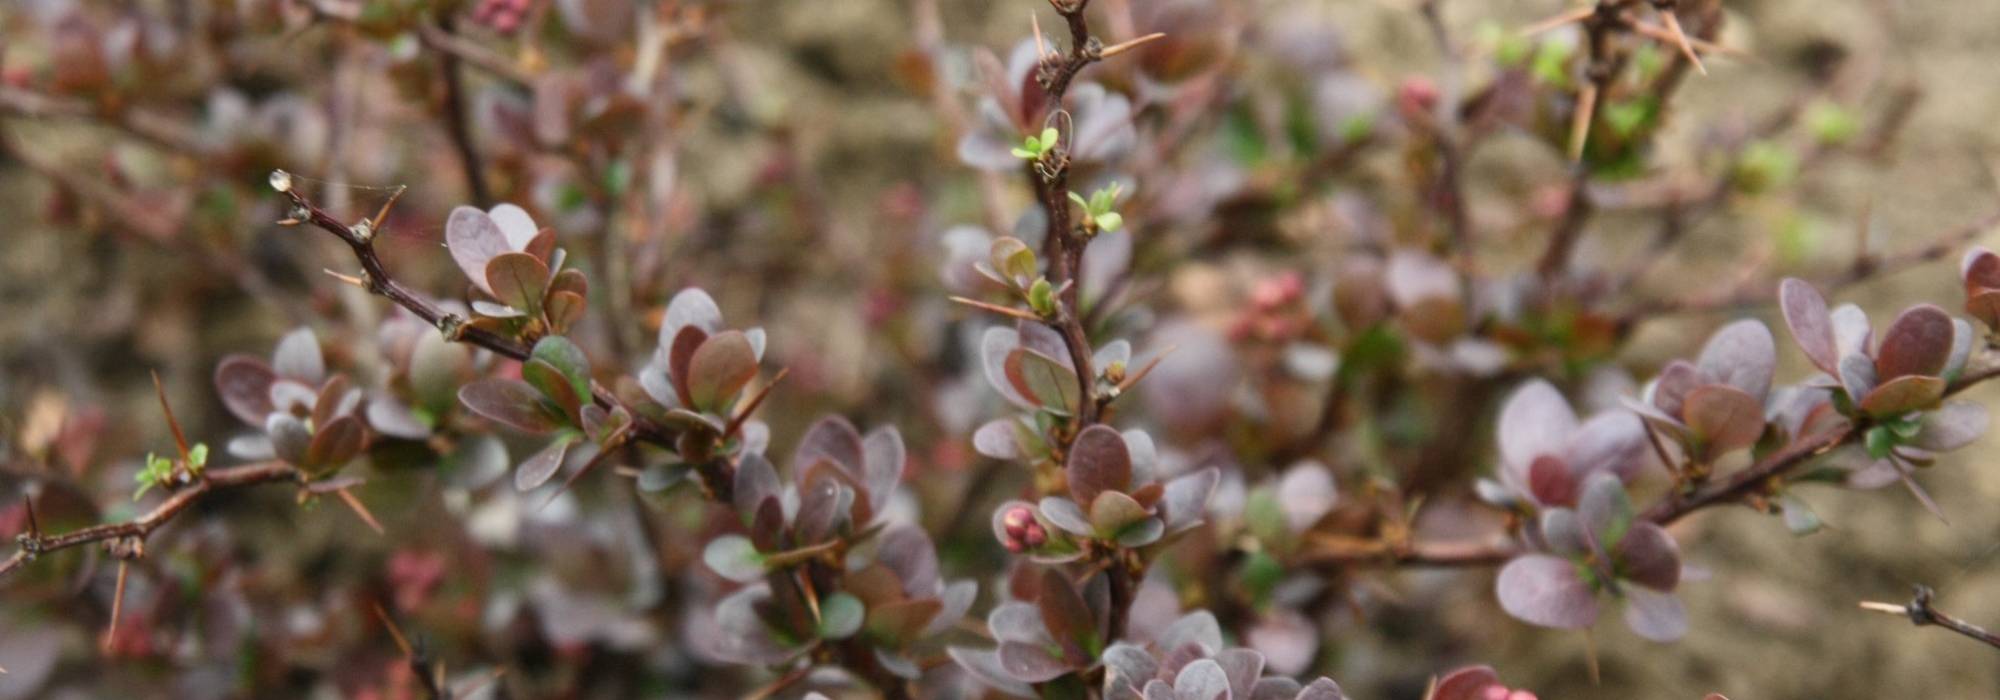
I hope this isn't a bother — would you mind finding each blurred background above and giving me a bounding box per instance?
[2,0,1999,698]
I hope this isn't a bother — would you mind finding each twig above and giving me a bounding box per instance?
[1860,585,2000,650]
[1,462,299,580]
[433,17,493,207]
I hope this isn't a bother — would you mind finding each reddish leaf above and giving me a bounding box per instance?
[214,355,277,424]
[514,435,574,491]
[1527,455,1576,507]
[1875,304,1954,380]
[687,330,758,410]
[1681,384,1765,457]
[1036,568,1097,662]
[1778,278,1838,374]
[306,415,366,471]
[485,252,550,314]
[1066,425,1132,505]
[1858,375,1947,417]
[667,325,708,408]
[459,379,563,433]
[1004,347,1079,414]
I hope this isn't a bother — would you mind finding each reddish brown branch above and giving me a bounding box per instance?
[1,461,298,580]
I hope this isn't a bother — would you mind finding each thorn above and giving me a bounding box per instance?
[335,487,386,535]
[1099,32,1167,59]
[369,184,409,233]
[102,559,129,653]
[949,295,1041,321]
[1520,5,1593,36]
[323,269,367,288]
[372,602,416,657]
[1626,18,1750,60]
[1659,11,1706,76]
[725,367,790,439]
[151,371,191,464]
[1859,600,1909,616]
[1116,344,1179,392]
[22,495,39,538]
[1568,82,1599,163]
[1032,11,1050,60]
[538,443,617,514]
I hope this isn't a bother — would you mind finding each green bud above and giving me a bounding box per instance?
[1028,278,1056,317]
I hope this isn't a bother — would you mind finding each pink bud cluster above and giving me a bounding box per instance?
[472,0,533,34]
[1229,271,1309,342]
[999,505,1047,553]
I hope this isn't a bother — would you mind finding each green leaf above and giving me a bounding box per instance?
[531,336,593,401]
[187,443,209,470]
[701,535,765,583]
[1865,424,1896,460]
[818,592,865,640]
[1094,212,1123,232]
[1028,278,1056,317]
[1039,127,1059,150]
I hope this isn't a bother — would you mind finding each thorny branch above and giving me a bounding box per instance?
[0,461,298,580]
[1860,585,2000,650]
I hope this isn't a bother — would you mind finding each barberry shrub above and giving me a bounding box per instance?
[1,0,1997,698]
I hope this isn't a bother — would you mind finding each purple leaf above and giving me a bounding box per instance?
[1911,401,1989,452]
[1066,424,1133,505]
[1498,380,1579,483]
[365,398,432,440]
[1830,304,1873,359]
[982,327,1034,408]
[686,330,758,410]
[1527,456,1576,507]
[1157,610,1223,654]
[876,525,940,597]
[862,426,906,511]
[660,287,723,348]
[272,327,325,384]
[460,379,563,433]
[1430,666,1501,700]
[446,206,511,295]
[1007,347,1080,414]
[485,252,550,314]
[1622,587,1688,641]
[514,435,574,490]
[1858,375,1946,417]
[701,534,764,583]
[1838,353,1878,401]
[1681,384,1765,457]
[988,601,1054,646]
[1779,278,1838,374]
[1172,659,1230,700]
[1875,304,1955,380]
[1696,319,1776,399]
[214,355,277,425]
[1565,411,1647,479]
[974,419,1025,459]
[1613,522,1682,591]
[732,452,780,518]
[306,414,365,468]
[1648,361,1700,417]
[793,415,864,476]
[1295,678,1347,700]
[1496,554,1598,629]
[999,641,1073,683]
[486,202,541,250]
[265,413,311,465]
[1246,609,1318,676]
[949,646,1036,697]
[1160,467,1221,532]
